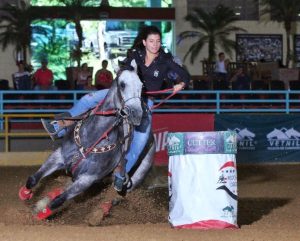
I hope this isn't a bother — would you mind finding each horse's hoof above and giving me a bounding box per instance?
[18,186,33,201]
[35,206,53,220]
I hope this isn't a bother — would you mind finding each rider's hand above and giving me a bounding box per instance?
[173,82,185,93]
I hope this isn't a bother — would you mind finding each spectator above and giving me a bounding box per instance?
[33,60,55,90]
[213,52,230,89]
[76,63,91,90]
[230,67,251,90]
[215,52,229,78]
[84,75,97,91]
[95,60,113,90]
[13,61,32,90]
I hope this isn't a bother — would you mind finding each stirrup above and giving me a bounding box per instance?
[123,173,130,186]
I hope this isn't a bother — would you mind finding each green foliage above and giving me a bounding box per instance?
[108,0,172,7]
[31,20,70,80]
[178,4,246,63]
[31,0,98,6]
[259,0,300,66]
[259,0,300,23]
[0,2,48,62]
[31,0,172,7]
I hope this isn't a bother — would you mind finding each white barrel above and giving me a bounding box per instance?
[167,131,238,229]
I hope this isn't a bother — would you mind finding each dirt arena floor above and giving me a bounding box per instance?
[1,164,300,241]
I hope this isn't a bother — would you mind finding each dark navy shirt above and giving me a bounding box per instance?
[124,48,190,92]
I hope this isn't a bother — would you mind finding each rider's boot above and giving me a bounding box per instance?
[113,159,129,192]
[41,118,62,141]
[41,112,71,141]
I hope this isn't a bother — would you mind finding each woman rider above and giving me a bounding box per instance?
[42,25,190,191]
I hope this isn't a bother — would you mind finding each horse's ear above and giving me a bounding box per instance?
[130,59,138,73]
[111,59,120,74]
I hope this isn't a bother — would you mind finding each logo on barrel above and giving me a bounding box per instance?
[166,133,184,156]
[185,132,219,154]
[224,131,237,154]
[216,161,238,201]
[221,205,236,218]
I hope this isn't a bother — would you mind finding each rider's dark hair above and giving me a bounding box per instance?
[131,25,162,50]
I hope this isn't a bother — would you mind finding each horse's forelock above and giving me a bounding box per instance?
[117,65,135,75]
[115,66,136,83]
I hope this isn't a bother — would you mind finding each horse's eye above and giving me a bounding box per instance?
[120,82,126,89]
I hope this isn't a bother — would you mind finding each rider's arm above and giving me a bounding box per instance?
[166,56,190,91]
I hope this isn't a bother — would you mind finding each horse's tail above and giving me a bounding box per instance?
[127,136,155,192]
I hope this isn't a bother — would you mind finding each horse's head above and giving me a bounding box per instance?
[113,60,143,126]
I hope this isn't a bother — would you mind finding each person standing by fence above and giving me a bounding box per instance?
[13,61,32,90]
[94,60,113,90]
[33,60,54,90]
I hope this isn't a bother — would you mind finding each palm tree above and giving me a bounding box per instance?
[177,4,246,63]
[0,1,46,62]
[259,0,300,67]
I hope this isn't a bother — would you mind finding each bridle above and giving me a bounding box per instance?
[92,68,142,117]
[71,69,143,174]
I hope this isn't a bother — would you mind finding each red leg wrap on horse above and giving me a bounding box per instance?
[100,201,113,217]
[18,186,33,200]
[36,206,53,220]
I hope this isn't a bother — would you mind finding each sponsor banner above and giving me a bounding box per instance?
[152,114,214,165]
[215,114,300,163]
[168,153,238,229]
[166,131,237,156]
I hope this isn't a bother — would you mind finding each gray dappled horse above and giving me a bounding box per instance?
[18,62,155,220]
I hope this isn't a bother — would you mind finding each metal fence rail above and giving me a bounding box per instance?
[1,90,300,115]
[0,114,54,152]
[1,89,300,152]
